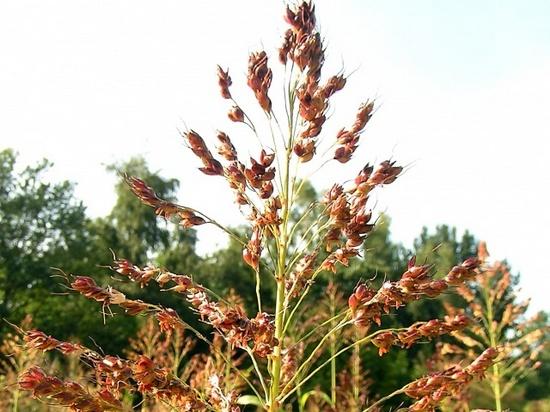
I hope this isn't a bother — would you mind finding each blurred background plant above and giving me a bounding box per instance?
[425,242,548,412]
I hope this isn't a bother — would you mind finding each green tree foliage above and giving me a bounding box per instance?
[343,215,408,286]
[0,150,86,316]
[156,229,200,275]
[406,225,478,320]
[414,225,477,274]
[107,157,179,263]
[0,149,86,320]
[0,150,134,353]
[200,232,276,314]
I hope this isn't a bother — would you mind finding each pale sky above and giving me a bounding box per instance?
[1,1,549,312]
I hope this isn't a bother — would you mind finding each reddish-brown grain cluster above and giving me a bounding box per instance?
[70,276,149,316]
[19,367,123,412]
[286,161,402,296]
[243,225,263,271]
[372,314,469,356]
[112,257,159,287]
[431,242,548,408]
[247,51,273,113]
[319,161,402,272]
[348,257,480,326]
[286,252,318,297]
[215,65,247,124]
[216,131,237,162]
[184,130,224,177]
[216,65,232,100]
[132,355,207,410]
[281,2,337,163]
[406,348,498,411]
[126,176,206,227]
[114,258,278,357]
[245,150,276,200]
[187,287,277,357]
[24,330,82,355]
[281,2,322,75]
[334,101,375,163]
[91,356,130,395]
[20,332,209,411]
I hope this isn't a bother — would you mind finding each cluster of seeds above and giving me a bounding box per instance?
[348,257,480,326]
[406,348,499,411]
[372,314,469,356]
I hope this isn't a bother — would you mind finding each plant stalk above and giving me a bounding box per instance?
[483,287,502,412]
[329,291,337,406]
[269,139,293,412]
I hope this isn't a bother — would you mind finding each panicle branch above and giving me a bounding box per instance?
[348,257,479,327]
[19,366,124,411]
[404,347,498,411]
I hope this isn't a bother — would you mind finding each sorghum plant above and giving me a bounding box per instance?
[1,316,90,412]
[432,242,546,411]
[1,316,40,411]
[124,315,247,412]
[124,318,196,411]
[17,2,498,411]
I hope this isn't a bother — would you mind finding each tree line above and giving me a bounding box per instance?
[0,148,548,410]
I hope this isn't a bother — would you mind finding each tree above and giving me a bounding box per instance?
[156,229,201,275]
[107,156,179,263]
[0,149,87,322]
[0,149,137,353]
[414,225,477,275]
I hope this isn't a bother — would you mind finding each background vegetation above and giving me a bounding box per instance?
[1,149,548,410]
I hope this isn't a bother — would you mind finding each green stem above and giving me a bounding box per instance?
[280,318,350,398]
[269,140,293,412]
[352,336,361,408]
[280,328,400,403]
[492,363,503,412]
[329,292,337,406]
[361,388,406,412]
[483,288,502,412]
[245,347,269,403]
[255,268,262,313]
[270,279,286,411]
[12,389,19,412]
[330,336,337,407]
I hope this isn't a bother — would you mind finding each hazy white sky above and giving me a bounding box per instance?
[1,1,549,311]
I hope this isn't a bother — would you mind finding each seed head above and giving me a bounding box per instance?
[216,131,238,161]
[247,51,272,112]
[228,105,245,123]
[216,65,232,99]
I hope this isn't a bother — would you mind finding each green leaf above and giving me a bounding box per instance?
[237,395,263,406]
[299,390,332,409]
